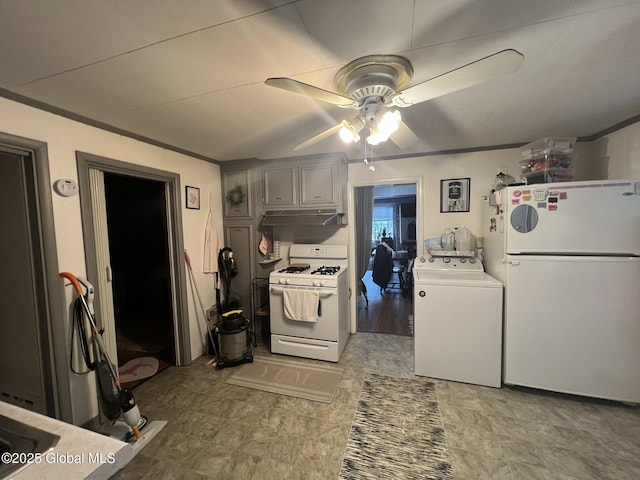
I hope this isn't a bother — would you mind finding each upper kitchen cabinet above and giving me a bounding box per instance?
[263,154,347,212]
[222,166,253,219]
[263,165,297,208]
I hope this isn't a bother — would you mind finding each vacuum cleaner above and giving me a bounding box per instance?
[214,247,253,369]
[60,272,166,447]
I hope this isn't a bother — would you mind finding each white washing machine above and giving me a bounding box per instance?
[413,254,504,388]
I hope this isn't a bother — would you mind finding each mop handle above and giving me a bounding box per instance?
[59,271,121,388]
[184,250,207,314]
[184,250,219,359]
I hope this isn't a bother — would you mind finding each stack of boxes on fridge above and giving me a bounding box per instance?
[520,136,576,184]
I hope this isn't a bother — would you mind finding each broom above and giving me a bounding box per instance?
[184,250,219,364]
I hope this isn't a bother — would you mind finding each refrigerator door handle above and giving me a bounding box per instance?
[503,259,520,266]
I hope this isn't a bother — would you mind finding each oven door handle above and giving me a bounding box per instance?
[269,286,336,296]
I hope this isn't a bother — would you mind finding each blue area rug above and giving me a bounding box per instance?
[340,373,453,480]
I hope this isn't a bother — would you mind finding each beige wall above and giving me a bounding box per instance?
[347,147,522,251]
[598,121,640,179]
[0,97,222,425]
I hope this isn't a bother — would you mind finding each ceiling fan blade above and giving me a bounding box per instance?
[389,120,421,150]
[393,49,524,107]
[292,122,344,151]
[265,77,358,108]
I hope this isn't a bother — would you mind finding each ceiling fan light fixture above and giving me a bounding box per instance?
[338,117,365,143]
[338,123,357,143]
[378,109,401,135]
[366,109,401,145]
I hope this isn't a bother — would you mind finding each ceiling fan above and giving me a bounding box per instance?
[265,49,524,151]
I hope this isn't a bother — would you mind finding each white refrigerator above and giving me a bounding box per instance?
[483,179,640,403]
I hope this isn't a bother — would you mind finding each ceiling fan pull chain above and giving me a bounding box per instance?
[369,143,375,172]
[363,137,368,166]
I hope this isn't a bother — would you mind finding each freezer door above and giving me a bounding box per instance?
[504,255,640,402]
[505,180,640,255]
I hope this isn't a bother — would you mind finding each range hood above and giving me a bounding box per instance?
[261,209,345,227]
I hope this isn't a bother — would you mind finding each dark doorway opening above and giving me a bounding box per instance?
[103,173,175,388]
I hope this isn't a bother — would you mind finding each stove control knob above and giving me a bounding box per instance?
[279,278,290,285]
[314,280,326,287]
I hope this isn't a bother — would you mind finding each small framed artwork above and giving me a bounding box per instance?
[440,178,471,213]
[185,186,200,210]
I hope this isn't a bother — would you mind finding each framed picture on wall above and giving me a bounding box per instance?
[440,178,470,213]
[185,186,200,210]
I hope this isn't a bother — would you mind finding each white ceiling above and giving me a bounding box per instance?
[1,0,639,162]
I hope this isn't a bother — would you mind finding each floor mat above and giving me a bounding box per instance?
[340,373,453,480]
[118,356,160,384]
[226,355,343,403]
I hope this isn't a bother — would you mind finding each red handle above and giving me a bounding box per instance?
[59,272,83,295]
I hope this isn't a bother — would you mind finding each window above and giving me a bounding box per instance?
[372,204,394,243]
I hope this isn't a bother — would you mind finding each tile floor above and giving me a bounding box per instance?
[122,333,640,480]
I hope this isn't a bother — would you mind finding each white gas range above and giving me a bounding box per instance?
[269,244,350,362]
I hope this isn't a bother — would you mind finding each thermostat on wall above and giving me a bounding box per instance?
[53,179,79,197]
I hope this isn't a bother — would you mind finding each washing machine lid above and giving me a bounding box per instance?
[413,270,503,287]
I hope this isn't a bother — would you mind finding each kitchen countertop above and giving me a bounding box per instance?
[0,402,133,480]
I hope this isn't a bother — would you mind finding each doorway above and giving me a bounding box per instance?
[76,151,192,381]
[356,183,417,336]
[0,134,68,420]
[0,148,54,414]
[103,173,175,387]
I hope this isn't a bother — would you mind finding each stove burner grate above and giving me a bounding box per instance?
[278,265,310,274]
[311,265,341,276]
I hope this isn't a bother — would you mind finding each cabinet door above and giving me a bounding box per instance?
[300,163,337,206]
[223,169,252,218]
[263,166,297,208]
[224,223,255,310]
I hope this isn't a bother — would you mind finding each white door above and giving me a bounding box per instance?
[505,180,640,255]
[504,255,640,402]
[89,168,118,364]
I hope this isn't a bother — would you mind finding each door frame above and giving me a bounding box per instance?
[76,151,192,365]
[348,176,423,334]
[0,132,69,420]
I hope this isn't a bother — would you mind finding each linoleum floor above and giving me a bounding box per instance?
[122,333,640,480]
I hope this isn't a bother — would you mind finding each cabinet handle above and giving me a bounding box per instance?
[314,195,321,199]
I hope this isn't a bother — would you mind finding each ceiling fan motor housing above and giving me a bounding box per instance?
[335,54,414,106]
